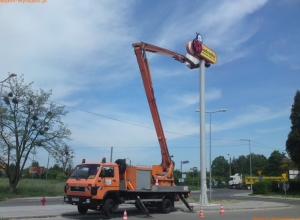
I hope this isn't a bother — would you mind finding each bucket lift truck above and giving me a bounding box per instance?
[132,42,196,186]
[63,42,196,217]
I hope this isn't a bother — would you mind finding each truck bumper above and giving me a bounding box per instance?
[64,196,102,207]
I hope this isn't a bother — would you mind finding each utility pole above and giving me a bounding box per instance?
[228,154,231,176]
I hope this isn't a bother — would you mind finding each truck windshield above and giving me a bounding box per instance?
[70,164,100,179]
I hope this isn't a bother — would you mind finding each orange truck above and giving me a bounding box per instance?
[63,42,196,217]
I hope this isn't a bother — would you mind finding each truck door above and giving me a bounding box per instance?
[99,166,119,191]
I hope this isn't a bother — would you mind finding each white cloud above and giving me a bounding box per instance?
[212,106,290,132]
[256,127,286,134]
[0,1,137,100]
[170,88,222,111]
[206,88,222,102]
[0,0,298,171]
[150,0,268,66]
[267,37,300,70]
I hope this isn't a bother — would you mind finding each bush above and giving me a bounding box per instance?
[253,180,272,194]
[56,172,67,181]
[270,180,300,193]
[271,181,282,192]
[289,181,300,191]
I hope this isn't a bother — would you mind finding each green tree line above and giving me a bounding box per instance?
[172,150,298,186]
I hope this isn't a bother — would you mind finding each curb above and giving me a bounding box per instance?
[232,193,300,200]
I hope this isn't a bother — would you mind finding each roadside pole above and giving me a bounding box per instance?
[199,59,208,205]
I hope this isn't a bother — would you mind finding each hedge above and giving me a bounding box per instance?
[252,180,272,194]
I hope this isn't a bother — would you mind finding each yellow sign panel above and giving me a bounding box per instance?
[257,170,262,175]
[282,173,286,179]
[186,41,217,64]
[199,44,217,64]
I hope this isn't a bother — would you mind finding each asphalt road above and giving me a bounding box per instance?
[17,203,300,220]
[1,188,299,207]
[1,189,300,220]
[0,188,242,207]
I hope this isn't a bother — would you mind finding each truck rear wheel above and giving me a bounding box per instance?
[77,206,88,214]
[104,199,114,217]
[159,198,173,214]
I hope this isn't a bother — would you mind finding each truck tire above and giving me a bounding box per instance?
[104,199,114,217]
[159,198,173,214]
[77,206,88,214]
[115,159,126,174]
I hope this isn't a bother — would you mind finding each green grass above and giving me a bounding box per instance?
[0,178,65,201]
[178,197,243,205]
[187,185,200,190]
[1,178,299,202]
[251,191,300,198]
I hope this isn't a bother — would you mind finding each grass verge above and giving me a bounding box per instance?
[179,197,243,205]
[251,191,300,198]
[0,178,65,201]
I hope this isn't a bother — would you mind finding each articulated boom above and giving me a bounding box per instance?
[133,42,195,185]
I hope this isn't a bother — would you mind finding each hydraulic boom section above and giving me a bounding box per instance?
[132,42,195,185]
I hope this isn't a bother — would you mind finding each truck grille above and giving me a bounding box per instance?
[70,186,85,192]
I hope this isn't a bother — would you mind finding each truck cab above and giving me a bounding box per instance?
[64,161,121,215]
[228,173,243,189]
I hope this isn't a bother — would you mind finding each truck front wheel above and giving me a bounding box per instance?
[77,206,88,214]
[104,199,114,217]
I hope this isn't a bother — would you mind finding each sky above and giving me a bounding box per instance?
[0,0,299,173]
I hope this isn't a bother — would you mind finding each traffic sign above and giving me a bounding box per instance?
[282,173,287,180]
[257,170,262,175]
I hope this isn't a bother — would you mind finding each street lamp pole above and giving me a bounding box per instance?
[180,160,189,186]
[196,108,226,200]
[240,138,252,193]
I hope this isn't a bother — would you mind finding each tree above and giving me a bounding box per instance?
[47,164,64,180]
[0,75,71,192]
[286,90,300,169]
[279,157,297,173]
[31,160,39,167]
[264,150,285,176]
[249,154,267,175]
[53,145,74,172]
[231,155,247,175]
[211,156,229,179]
[173,169,181,185]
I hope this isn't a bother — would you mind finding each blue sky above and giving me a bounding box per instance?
[0,0,299,172]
